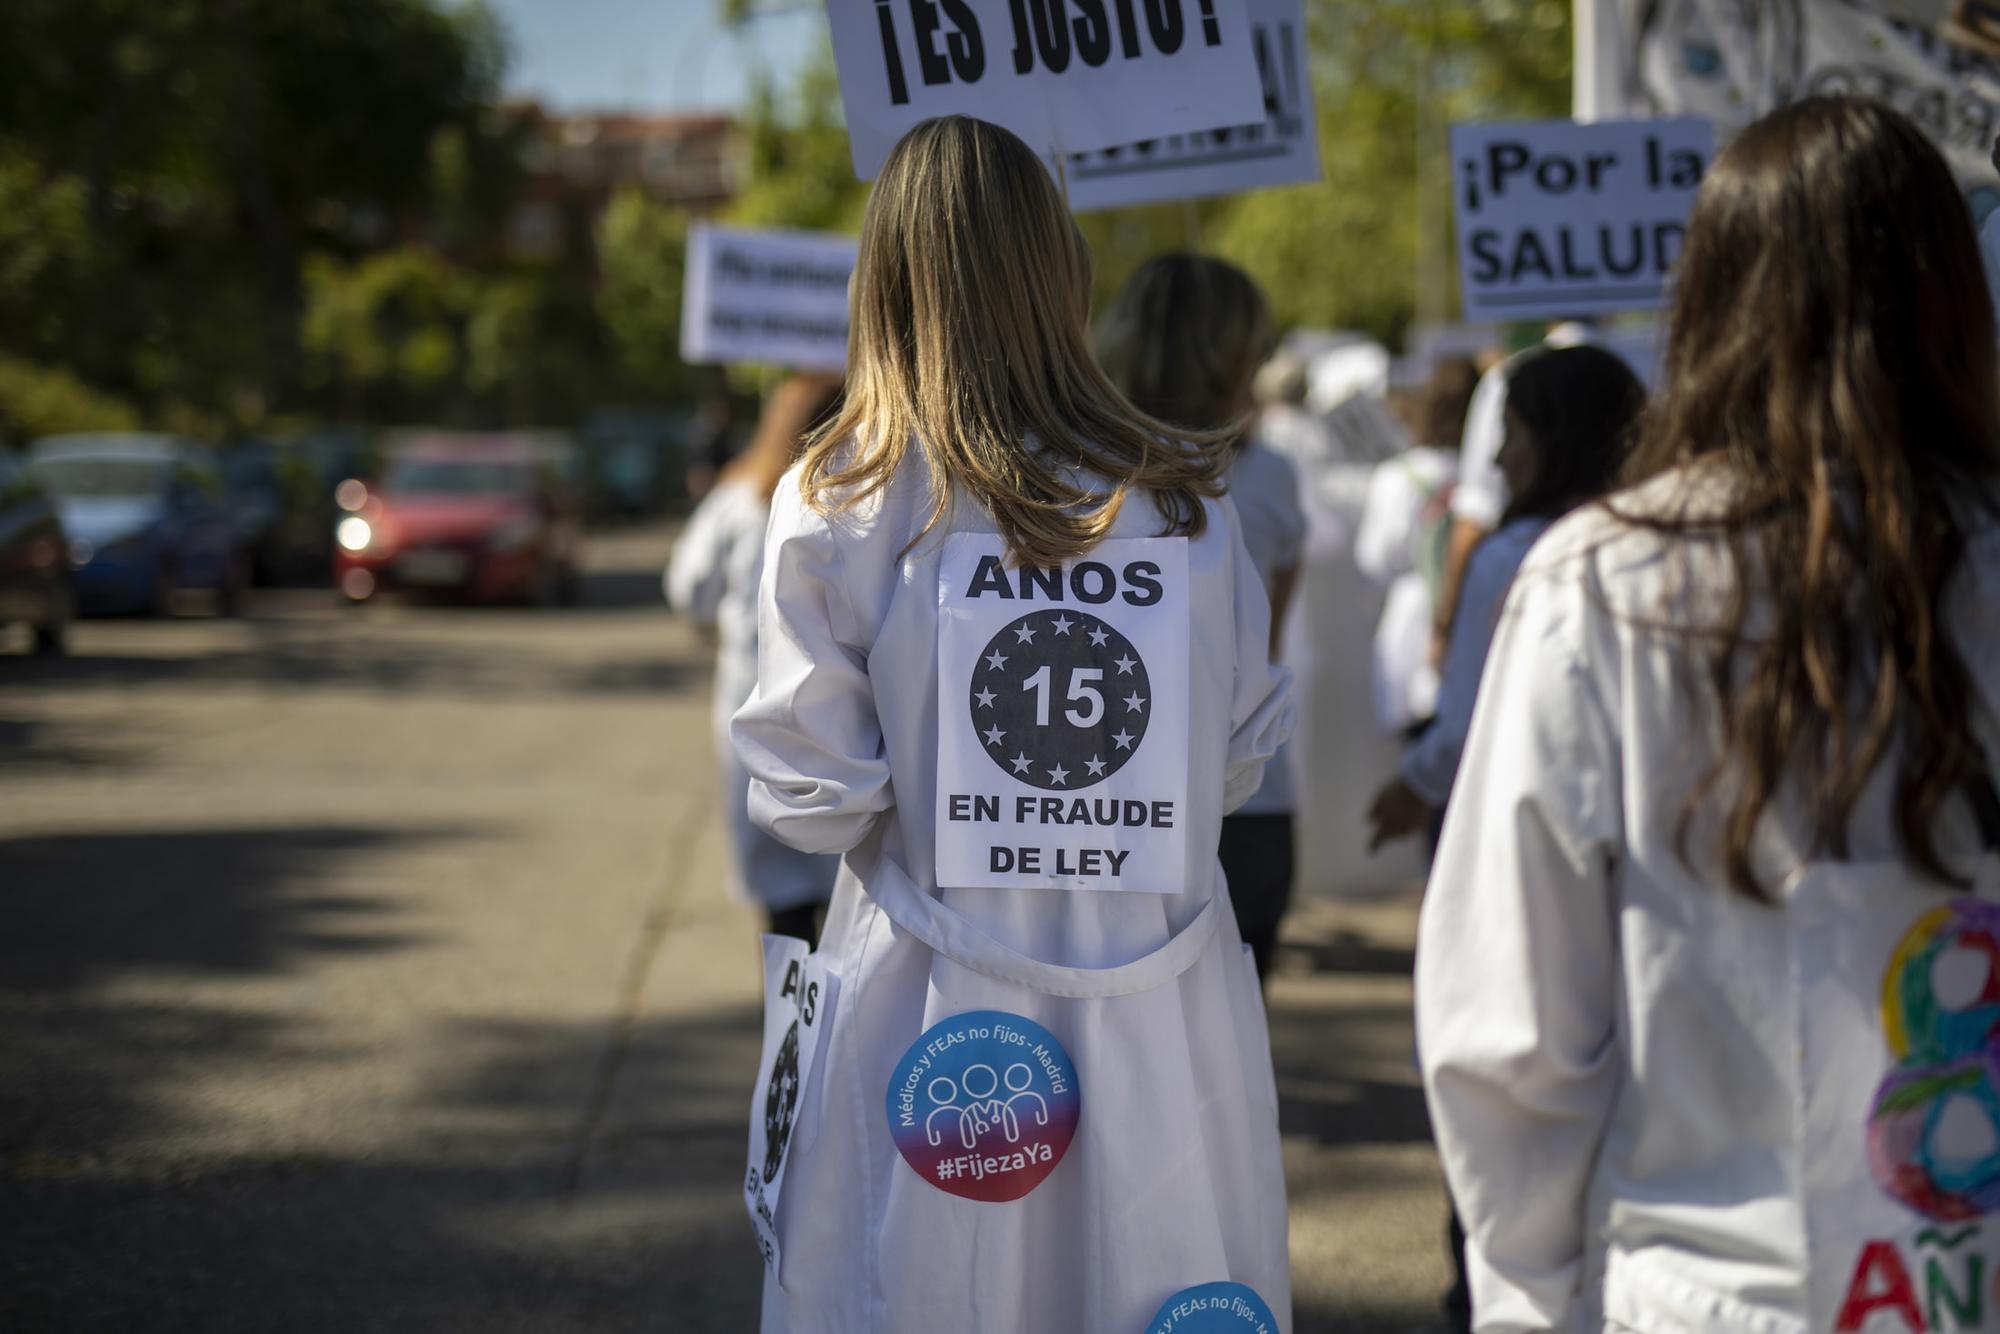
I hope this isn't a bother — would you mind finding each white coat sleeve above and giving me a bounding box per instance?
[1269,447,1308,576]
[1415,547,1623,1334]
[1221,500,1296,813]
[1353,460,1412,584]
[1452,364,1510,529]
[729,482,894,855]
[664,484,739,625]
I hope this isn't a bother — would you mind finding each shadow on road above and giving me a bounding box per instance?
[0,825,448,994]
[0,625,696,699]
[0,825,453,1166]
[1,998,769,1334]
[0,716,149,772]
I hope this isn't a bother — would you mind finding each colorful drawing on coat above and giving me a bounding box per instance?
[1868,900,2000,1220]
[1144,1281,1279,1332]
[884,1009,1080,1203]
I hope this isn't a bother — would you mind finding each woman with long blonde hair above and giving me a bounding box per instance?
[1415,97,2000,1332]
[732,116,1295,1333]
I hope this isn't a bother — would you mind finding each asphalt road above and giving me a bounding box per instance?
[0,523,1448,1333]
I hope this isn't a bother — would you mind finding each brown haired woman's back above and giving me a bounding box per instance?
[1413,96,2000,1333]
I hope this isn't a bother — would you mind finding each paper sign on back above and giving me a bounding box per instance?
[934,533,1192,894]
[825,0,1267,180]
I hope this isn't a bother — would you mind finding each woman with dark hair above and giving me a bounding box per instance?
[1415,97,2000,1333]
[1097,253,1305,986]
[1366,344,1643,850]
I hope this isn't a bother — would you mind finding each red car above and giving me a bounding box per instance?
[333,436,582,605]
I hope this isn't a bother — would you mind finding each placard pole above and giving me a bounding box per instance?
[1183,199,1201,251]
[1052,136,1070,208]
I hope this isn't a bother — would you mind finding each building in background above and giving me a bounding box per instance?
[506,105,745,263]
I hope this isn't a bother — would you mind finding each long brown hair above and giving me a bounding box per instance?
[1094,253,1274,443]
[799,116,1227,566]
[1619,96,2000,898]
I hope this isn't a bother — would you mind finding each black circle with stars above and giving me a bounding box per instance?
[969,609,1152,791]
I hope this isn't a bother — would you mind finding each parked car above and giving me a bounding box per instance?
[26,434,246,616]
[0,448,73,652]
[332,433,582,605]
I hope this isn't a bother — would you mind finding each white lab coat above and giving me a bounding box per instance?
[1226,439,1307,815]
[1355,445,1459,732]
[732,448,1296,1334]
[1415,466,2000,1333]
[666,479,839,912]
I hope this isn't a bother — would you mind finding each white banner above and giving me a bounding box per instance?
[1057,0,1318,211]
[1576,0,2000,206]
[745,936,838,1277]
[680,224,856,372]
[825,0,1266,180]
[1450,117,1715,322]
[933,534,1191,894]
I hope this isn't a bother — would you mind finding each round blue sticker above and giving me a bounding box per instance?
[884,1009,1080,1202]
[1146,1282,1279,1333]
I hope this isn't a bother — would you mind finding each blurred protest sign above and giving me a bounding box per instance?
[1576,0,2000,195]
[825,0,1265,180]
[1450,117,1714,322]
[1058,0,1318,211]
[680,225,856,371]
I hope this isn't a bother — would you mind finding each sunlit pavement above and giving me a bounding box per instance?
[0,523,1446,1333]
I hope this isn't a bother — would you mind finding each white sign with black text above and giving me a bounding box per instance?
[1058,0,1318,211]
[934,534,1191,894]
[826,0,1267,180]
[1450,117,1715,322]
[745,935,838,1277]
[680,224,857,372]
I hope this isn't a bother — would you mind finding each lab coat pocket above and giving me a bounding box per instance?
[1792,854,2000,1332]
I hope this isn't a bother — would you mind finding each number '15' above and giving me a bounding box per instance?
[1023,666,1104,727]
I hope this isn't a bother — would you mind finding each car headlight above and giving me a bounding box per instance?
[336,516,374,552]
[488,516,538,553]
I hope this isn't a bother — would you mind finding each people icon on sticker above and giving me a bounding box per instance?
[971,609,1152,790]
[888,1010,1081,1203]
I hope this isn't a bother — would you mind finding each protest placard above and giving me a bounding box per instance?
[1058,0,1317,211]
[680,224,857,371]
[825,0,1267,180]
[1450,117,1715,322]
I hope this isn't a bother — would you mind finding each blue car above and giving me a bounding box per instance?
[26,434,246,616]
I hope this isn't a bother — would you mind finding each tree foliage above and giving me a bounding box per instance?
[596,188,694,400]
[0,0,508,436]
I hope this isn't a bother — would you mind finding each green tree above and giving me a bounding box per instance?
[726,58,872,234]
[595,188,693,402]
[0,0,508,429]
[301,247,468,422]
